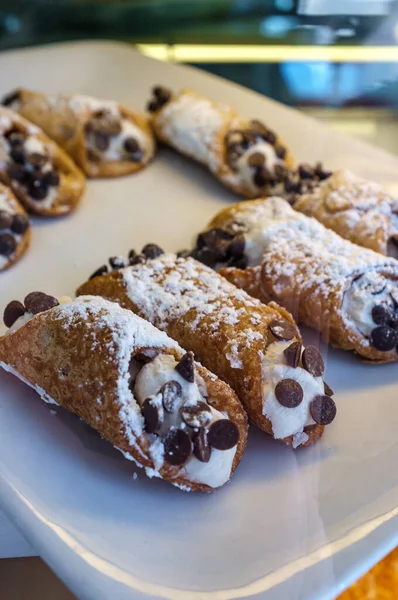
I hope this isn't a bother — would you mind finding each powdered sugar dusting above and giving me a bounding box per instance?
[226,197,398,348]
[155,91,229,173]
[295,170,398,254]
[122,254,267,369]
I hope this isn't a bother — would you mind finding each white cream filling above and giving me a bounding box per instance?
[102,119,152,163]
[236,142,282,193]
[262,341,323,442]
[6,296,73,335]
[134,354,236,488]
[0,193,22,269]
[5,134,59,211]
[342,272,396,337]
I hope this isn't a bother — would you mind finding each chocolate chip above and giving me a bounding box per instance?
[315,162,332,180]
[176,249,191,259]
[193,428,211,463]
[87,147,101,163]
[142,243,164,259]
[298,163,315,180]
[42,170,60,187]
[147,99,159,113]
[28,179,48,200]
[24,292,59,315]
[253,166,272,188]
[208,419,239,450]
[109,256,126,270]
[7,163,28,183]
[263,130,277,144]
[123,137,138,154]
[181,401,212,428]
[1,90,20,107]
[324,382,334,397]
[8,132,25,147]
[284,177,301,194]
[29,152,48,169]
[3,300,26,328]
[192,247,217,268]
[269,319,296,341]
[310,395,337,425]
[283,341,302,368]
[161,380,182,413]
[164,428,192,466]
[275,145,286,160]
[228,255,248,269]
[275,379,303,408]
[175,351,195,383]
[0,210,13,230]
[11,213,29,235]
[93,132,110,151]
[250,119,268,135]
[371,326,398,352]
[302,346,325,377]
[227,234,245,259]
[0,234,16,256]
[153,86,171,105]
[89,265,108,280]
[128,250,146,266]
[101,118,122,137]
[9,147,25,165]
[372,304,393,325]
[141,398,160,434]
[274,164,288,181]
[248,152,265,168]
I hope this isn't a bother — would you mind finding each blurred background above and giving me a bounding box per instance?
[1,0,398,153]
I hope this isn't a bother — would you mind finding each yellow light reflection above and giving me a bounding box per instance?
[136,44,398,63]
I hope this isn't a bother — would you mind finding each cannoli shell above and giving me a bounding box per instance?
[0,183,30,271]
[0,107,85,216]
[0,297,247,492]
[77,262,324,447]
[151,88,294,198]
[11,89,155,178]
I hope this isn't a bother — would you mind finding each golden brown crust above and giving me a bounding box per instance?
[0,106,85,216]
[294,171,398,256]
[12,89,155,178]
[0,184,30,271]
[77,262,325,448]
[151,88,294,199]
[0,299,247,492]
[207,198,398,363]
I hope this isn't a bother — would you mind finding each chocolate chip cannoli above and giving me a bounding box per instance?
[291,168,398,258]
[3,89,155,178]
[0,182,30,271]
[0,107,85,216]
[0,294,247,492]
[147,87,294,198]
[195,197,398,363]
[77,249,336,448]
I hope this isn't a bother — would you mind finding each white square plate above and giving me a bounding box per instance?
[0,41,397,600]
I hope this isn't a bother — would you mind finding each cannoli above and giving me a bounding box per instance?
[291,169,398,258]
[0,293,247,492]
[3,89,155,178]
[193,197,398,363]
[147,86,294,198]
[0,106,85,216]
[0,182,30,271]
[77,248,336,448]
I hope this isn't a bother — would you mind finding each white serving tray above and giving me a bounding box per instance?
[0,41,397,600]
